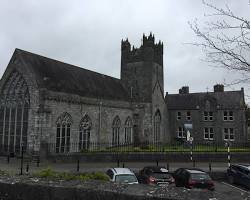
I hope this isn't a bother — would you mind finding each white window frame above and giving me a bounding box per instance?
[177,127,185,138]
[223,111,234,121]
[177,111,181,120]
[203,127,214,140]
[223,128,235,141]
[186,111,191,121]
[204,111,213,121]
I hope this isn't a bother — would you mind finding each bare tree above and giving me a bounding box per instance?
[189,0,250,84]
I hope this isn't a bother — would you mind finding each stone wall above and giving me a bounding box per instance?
[41,91,134,151]
[0,176,218,200]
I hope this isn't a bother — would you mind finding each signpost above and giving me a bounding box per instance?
[184,124,194,165]
[225,142,231,167]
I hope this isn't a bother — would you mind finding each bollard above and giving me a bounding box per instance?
[167,163,169,171]
[122,163,125,168]
[36,157,40,167]
[77,159,80,172]
[209,163,212,173]
[117,159,120,167]
[26,163,29,173]
[192,160,195,168]
[156,160,158,166]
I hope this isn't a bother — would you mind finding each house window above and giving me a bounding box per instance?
[186,111,191,121]
[224,128,235,141]
[112,116,121,146]
[177,127,185,138]
[124,117,133,144]
[223,111,234,121]
[56,113,72,153]
[177,112,181,120]
[204,111,213,121]
[204,127,214,140]
[79,115,92,151]
[154,110,161,143]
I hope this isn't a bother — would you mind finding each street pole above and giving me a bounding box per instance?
[190,142,193,162]
[227,143,231,168]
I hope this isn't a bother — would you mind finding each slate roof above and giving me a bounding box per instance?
[12,49,129,101]
[166,90,245,110]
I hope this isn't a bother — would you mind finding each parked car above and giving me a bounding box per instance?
[138,166,175,185]
[173,168,214,190]
[227,164,250,189]
[106,168,139,184]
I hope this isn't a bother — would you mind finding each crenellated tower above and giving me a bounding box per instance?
[121,33,164,102]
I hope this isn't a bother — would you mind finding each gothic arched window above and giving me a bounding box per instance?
[124,117,133,144]
[79,115,92,151]
[0,71,30,153]
[154,110,161,143]
[112,116,121,146]
[56,113,72,153]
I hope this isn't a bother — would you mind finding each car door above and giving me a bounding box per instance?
[173,169,182,185]
[237,167,247,185]
[240,168,250,188]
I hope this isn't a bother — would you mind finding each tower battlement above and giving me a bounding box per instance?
[121,33,163,66]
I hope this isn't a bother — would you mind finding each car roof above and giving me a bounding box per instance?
[186,169,206,174]
[110,168,135,175]
[144,166,168,173]
[176,168,206,174]
[232,164,250,171]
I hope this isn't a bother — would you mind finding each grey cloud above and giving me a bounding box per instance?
[0,0,249,101]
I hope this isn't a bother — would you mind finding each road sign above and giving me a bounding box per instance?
[184,123,193,130]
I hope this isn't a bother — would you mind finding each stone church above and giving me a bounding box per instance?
[0,33,248,154]
[0,33,168,154]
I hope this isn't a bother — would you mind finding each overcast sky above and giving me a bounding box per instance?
[0,0,249,101]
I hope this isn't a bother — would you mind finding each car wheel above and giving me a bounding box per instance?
[228,175,234,184]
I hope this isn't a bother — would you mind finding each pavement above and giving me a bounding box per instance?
[0,156,232,174]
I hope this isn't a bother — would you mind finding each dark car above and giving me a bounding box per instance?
[138,166,175,185]
[173,168,214,190]
[227,164,250,189]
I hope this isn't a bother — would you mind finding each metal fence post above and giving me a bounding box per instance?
[167,163,169,171]
[36,157,40,167]
[209,162,212,173]
[26,163,29,173]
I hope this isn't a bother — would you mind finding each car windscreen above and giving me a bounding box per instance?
[190,173,211,180]
[152,172,172,179]
[115,174,138,183]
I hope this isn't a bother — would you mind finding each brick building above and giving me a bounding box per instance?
[0,33,247,154]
